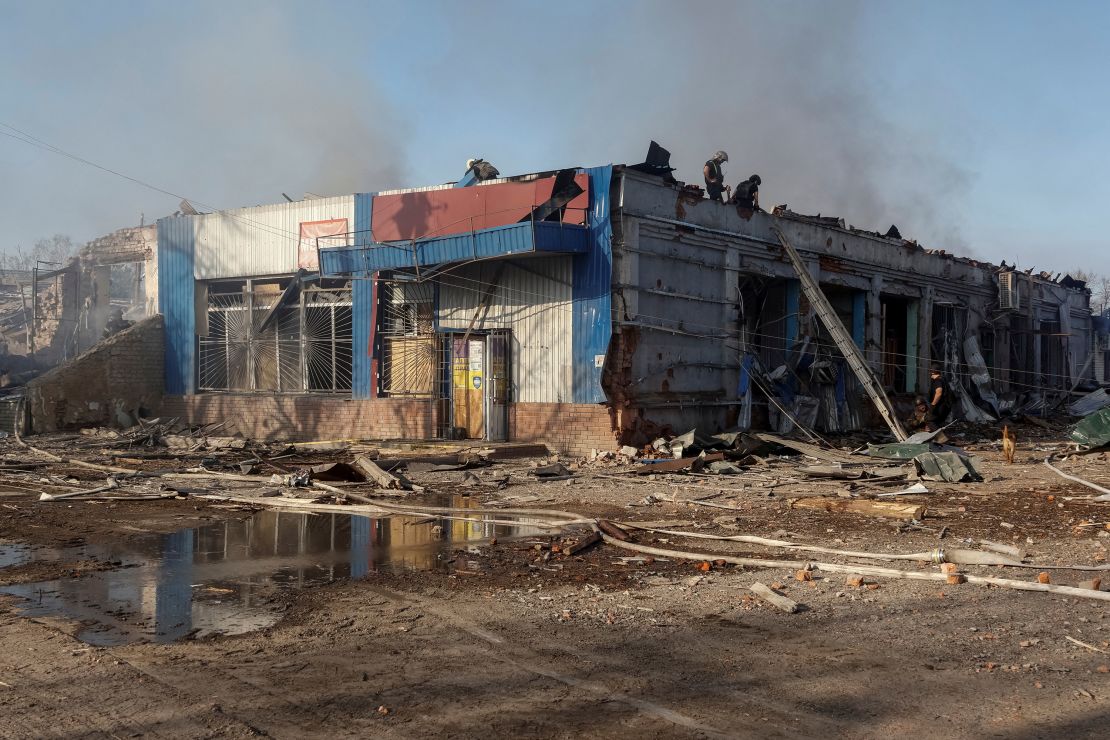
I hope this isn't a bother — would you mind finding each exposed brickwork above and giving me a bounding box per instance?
[509,402,617,457]
[162,394,435,442]
[26,315,164,432]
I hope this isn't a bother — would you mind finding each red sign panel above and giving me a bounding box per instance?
[299,218,349,270]
[370,174,589,243]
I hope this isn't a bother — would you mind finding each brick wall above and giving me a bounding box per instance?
[162,396,616,454]
[161,394,435,442]
[509,402,617,457]
[26,315,164,432]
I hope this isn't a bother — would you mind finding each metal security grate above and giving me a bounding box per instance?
[199,281,352,393]
[379,280,436,397]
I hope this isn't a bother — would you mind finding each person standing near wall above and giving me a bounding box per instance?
[926,366,952,430]
[703,151,730,202]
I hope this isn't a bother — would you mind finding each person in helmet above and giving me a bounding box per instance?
[730,174,762,211]
[908,395,930,430]
[466,158,500,182]
[703,151,730,202]
[103,306,132,338]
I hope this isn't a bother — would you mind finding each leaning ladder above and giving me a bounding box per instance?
[771,223,908,441]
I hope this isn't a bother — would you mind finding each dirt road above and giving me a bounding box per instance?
[1,432,1109,738]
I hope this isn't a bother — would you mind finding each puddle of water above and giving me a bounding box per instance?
[0,503,542,646]
[0,542,30,569]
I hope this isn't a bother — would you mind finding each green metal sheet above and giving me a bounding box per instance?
[913,451,983,482]
[1069,407,1110,449]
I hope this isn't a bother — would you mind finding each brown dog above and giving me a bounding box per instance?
[1002,425,1016,464]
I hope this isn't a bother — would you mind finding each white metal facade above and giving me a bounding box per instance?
[193,196,355,280]
[437,257,573,403]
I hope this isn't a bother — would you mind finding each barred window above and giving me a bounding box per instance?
[198,278,353,393]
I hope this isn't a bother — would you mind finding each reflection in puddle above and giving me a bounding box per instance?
[0,505,539,646]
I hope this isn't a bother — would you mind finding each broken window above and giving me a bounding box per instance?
[380,280,437,397]
[198,278,353,393]
[1038,319,1066,390]
[879,295,915,392]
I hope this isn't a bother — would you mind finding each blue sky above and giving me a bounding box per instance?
[1,0,1108,271]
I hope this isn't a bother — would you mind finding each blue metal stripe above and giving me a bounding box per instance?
[354,192,374,245]
[352,193,375,399]
[157,216,196,395]
[852,291,866,349]
[319,246,366,276]
[352,277,374,399]
[455,170,479,187]
[534,221,589,253]
[571,165,613,404]
[319,221,588,275]
[349,514,370,578]
[155,528,194,640]
[784,279,800,354]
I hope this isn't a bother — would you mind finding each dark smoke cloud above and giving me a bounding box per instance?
[1,1,973,255]
[584,1,975,251]
[428,0,974,251]
[0,2,405,250]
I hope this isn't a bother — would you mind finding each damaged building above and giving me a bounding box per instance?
[19,159,1080,452]
[7,224,161,430]
[0,224,158,368]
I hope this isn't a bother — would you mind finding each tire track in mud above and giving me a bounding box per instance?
[360,584,746,739]
[0,609,252,738]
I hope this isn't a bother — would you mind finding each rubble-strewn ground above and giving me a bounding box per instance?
[1,422,1109,738]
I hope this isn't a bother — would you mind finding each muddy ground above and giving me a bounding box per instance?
[1,424,1109,738]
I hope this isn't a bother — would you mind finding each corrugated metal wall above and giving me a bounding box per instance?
[352,277,374,399]
[438,257,573,403]
[351,193,375,399]
[572,165,613,403]
[157,216,197,394]
[194,196,355,279]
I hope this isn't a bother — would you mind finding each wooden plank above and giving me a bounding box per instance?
[749,582,799,613]
[634,453,725,475]
[484,443,550,460]
[564,531,603,556]
[789,497,924,520]
[597,520,631,541]
[352,455,411,490]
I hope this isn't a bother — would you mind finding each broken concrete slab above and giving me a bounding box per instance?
[668,428,729,458]
[749,582,799,613]
[532,463,574,480]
